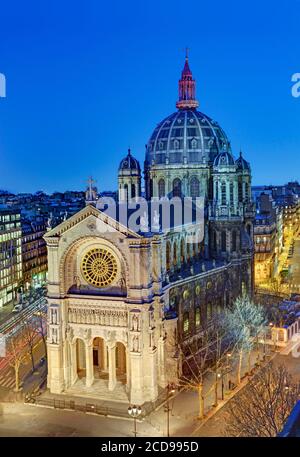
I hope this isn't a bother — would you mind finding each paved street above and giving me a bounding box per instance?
[0,402,161,437]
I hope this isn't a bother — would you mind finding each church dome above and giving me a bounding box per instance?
[146,110,230,166]
[118,149,141,175]
[145,53,230,167]
[213,150,235,168]
[235,151,251,172]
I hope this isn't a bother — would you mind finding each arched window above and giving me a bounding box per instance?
[174,139,179,149]
[172,178,182,198]
[230,182,234,205]
[231,230,237,252]
[247,224,251,237]
[186,242,190,261]
[173,243,177,266]
[238,181,243,202]
[221,231,227,252]
[158,179,165,198]
[190,177,200,198]
[213,230,217,250]
[183,312,190,333]
[124,184,128,200]
[221,182,226,205]
[195,308,201,327]
[215,181,218,201]
[166,241,171,271]
[150,179,153,198]
[245,182,249,202]
[131,183,136,198]
[180,239,185,263]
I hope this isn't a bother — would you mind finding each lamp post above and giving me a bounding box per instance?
[164,383,176,437]
[226,353,232,390]
[128,405,142,438]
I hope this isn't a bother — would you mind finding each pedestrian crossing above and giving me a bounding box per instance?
[0,372,15,389]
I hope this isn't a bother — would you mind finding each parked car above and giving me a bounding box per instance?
[12,304,23,313]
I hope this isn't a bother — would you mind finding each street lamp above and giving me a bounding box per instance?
[128,405,142,437]
[164,383,176,437]
[217,372,224,400]
[226,353,232,390]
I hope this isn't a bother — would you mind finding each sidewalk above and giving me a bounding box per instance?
[144,348,267,436]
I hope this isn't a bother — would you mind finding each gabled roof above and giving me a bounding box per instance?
[44,204,142,239]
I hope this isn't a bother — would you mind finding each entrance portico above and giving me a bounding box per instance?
[67,332,129,399]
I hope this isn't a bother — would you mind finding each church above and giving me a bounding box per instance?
[44,54,255,405]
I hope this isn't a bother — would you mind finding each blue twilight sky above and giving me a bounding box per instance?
[0,0,299,194]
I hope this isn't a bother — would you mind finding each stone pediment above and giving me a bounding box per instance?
[44,205,141,240]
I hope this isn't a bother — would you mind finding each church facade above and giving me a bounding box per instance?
[45,55,255,405]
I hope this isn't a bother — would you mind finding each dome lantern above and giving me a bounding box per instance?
[176,49,199,110]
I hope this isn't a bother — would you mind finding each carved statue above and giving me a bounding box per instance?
[132,335,139,352]
[140,211,149,232]
[152,210,160,230]
[74,275,81,290]
[132,314,138,331]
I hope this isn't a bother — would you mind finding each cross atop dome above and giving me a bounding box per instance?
[176,49,199,110]
[182,47,192,76]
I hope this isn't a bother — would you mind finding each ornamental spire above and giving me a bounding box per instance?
[176,49,199,110]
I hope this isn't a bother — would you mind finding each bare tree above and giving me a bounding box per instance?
[224,295,266,385]
[21,317,38,373]
[209,316,236,406]
[225,363,300,437]
[33,308,47,358]
[8,333,27,392]
[179,327,215,419]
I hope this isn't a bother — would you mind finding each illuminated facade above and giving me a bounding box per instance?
[45,56,254,404]
[0,208,22,307]
[22,216,48,290]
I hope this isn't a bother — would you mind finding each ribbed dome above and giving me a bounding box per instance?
[213,150,235,168]
[118,149,141,174]
[146,110,230,167]
[236,152,251,172]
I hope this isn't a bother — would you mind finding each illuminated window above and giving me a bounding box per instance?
[195,308,201,327]
[183,313,189,333]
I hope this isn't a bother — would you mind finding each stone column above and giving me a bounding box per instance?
[70,340,78,385]
[85,341,94,387]
[103,343,108,370]
[107,342,117,391]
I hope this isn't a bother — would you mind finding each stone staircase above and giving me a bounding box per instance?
[65,378,129,403]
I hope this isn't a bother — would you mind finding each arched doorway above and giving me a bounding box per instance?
[93,337,107,379]
[116,342,127,384]
[76,338,86,379]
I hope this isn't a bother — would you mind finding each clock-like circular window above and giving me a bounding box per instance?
[81,248,118,288]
